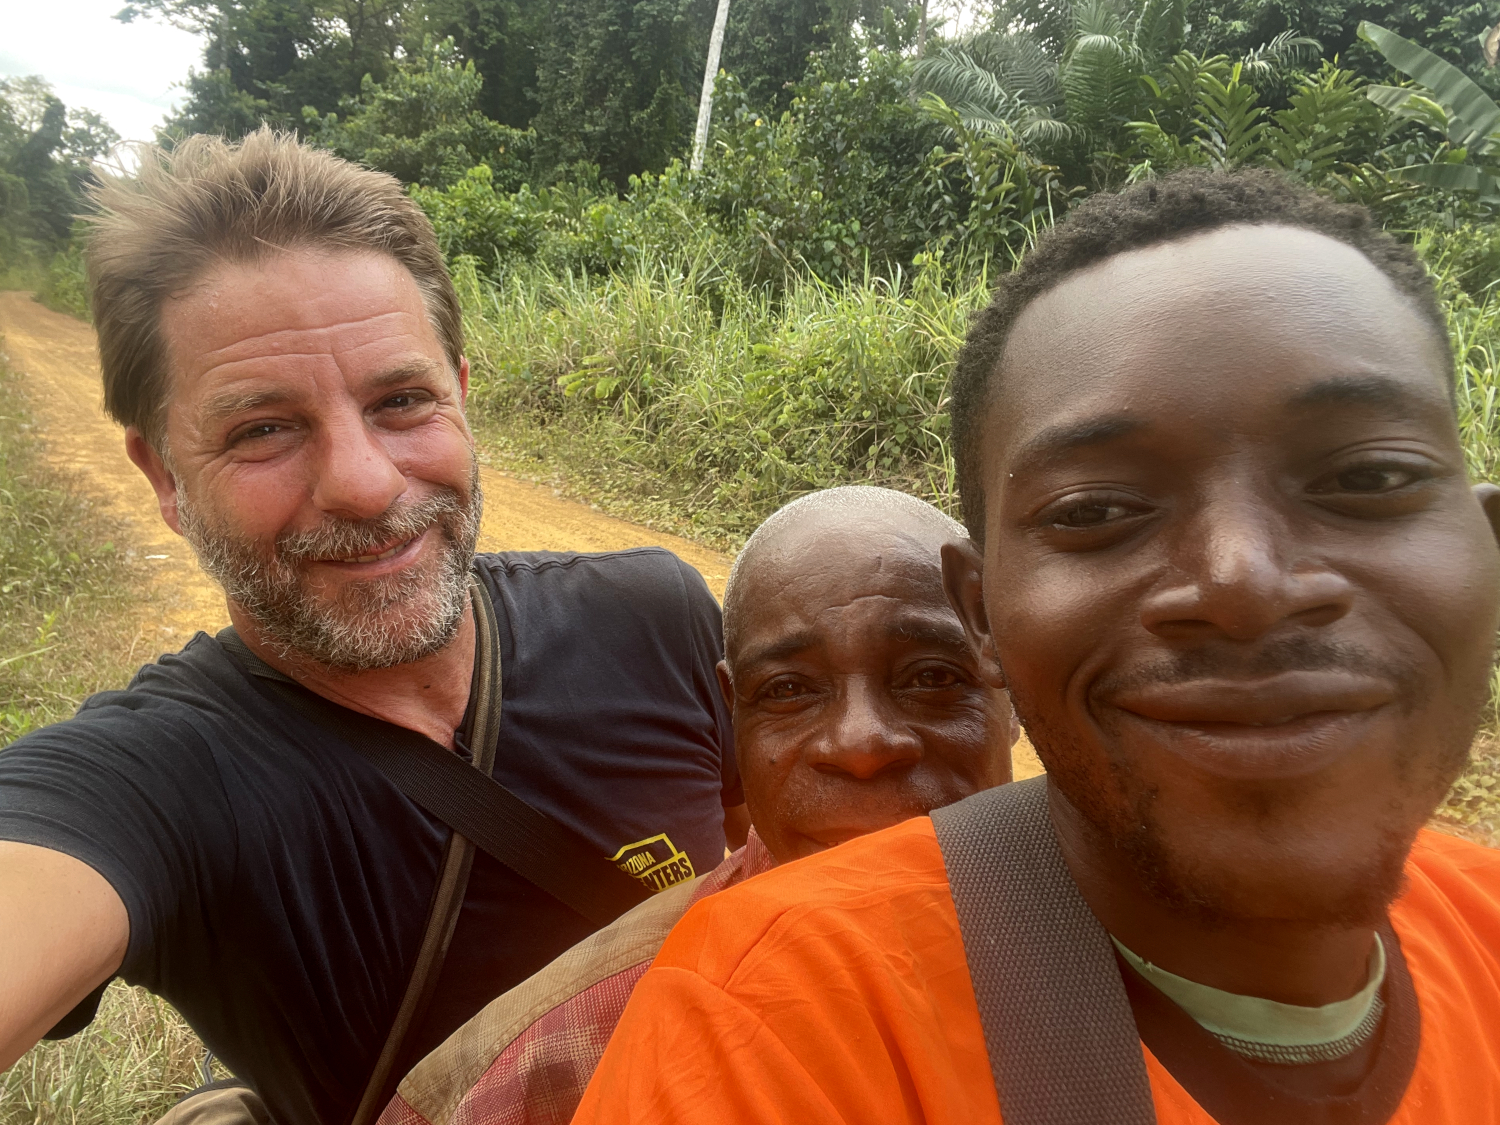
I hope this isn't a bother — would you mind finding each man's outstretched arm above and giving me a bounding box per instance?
[0,841,128,1070]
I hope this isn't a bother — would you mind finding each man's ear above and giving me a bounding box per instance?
[941,538,1005,689]
[715,660,736,712]
[456,355,471,406]
[1477,483,1500,550]
[125,428,183,536]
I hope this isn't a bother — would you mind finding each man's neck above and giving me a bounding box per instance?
[229,603,477,749]
[1047,783,1379,1009]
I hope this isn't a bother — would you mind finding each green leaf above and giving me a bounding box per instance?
[1398,161,1500,201]
[1359,21,1500,153]
[1365,85,1452,133]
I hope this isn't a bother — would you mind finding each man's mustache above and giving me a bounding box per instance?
[275,490,469,563]
[1093,635,1421,698]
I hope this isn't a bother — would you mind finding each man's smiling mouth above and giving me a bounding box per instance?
[319,535,423,566]
[1105,671,1399,780]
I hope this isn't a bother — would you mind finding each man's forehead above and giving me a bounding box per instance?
[736,601,968,669]
[159,249,444,397]
[989,224,1450,462]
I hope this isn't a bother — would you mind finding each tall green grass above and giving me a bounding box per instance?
[458,252,988,547]
[0,347,143,742]
[0,984,203,1125]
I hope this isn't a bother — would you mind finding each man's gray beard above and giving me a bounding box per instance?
[179,465,483,671]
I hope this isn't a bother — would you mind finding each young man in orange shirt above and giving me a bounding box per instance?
[573,169,1500,1123]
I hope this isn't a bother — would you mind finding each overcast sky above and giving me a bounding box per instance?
[1,0,205,145]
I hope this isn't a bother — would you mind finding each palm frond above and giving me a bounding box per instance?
[1133,0,1188,62]
[1240,31,1323,78]
[913,47,1020,112]
[914,31,1064,115]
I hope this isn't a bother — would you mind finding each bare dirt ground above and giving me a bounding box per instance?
[0,290,1044,779]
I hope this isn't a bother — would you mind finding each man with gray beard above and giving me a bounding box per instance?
[0,131,742,1125]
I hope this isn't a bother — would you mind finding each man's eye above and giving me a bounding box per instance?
[1308,457,1437,500]
[763,679,809,701]
[1047,498,1138,529]
[235,423,283,443]
[1331,465,1421,492]
[382,393,421,409]
[911,667,962,689]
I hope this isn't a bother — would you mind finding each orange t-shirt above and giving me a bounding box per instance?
[573,818,1500,1124]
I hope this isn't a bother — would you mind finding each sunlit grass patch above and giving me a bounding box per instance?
[0,983,204,1125]
[0,347,144,743]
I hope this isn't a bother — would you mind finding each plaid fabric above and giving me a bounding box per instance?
[383,831,775,1125]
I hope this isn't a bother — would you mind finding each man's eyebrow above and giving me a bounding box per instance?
[734,631,820,669]
[1286,374,1423,412]
[365,359,449,392]
[888,619,970,654]
[1016,415,1144,463]
[200,387,291,425]
[198,360,450,425]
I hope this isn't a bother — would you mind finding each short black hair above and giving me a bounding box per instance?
[948,167,1450,542]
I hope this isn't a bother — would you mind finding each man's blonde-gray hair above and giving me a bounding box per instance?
[85,127,463,451]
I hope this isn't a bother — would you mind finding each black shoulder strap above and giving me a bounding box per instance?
[348,577,498,1125]
[218,585,651,929]
[930,776,1158,1125]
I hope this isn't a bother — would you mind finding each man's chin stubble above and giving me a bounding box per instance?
[178,476,482,671]
[1011,689,1416,931]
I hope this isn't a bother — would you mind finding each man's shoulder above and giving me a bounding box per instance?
[477,547,710,607]
[655,817,957,987]
[1406,827,1500,900]
[1395,828,1500,960]
[398,873,705,1119]
[18,632,249,743]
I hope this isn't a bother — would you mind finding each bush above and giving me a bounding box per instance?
[35,238,88,319]
[456,249,986,543]
[308,38,535,192]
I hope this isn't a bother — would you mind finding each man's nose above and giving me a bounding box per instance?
[309,412,407,519]
[1140,502,1354,642]
[809,681,924,780]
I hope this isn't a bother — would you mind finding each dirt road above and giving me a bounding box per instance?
[0,290,1042,779]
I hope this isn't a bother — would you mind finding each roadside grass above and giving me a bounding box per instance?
[458,252,983,552]
[0,341,207,1120]
[0,984,203,1125]
[0,251,90,321]
[0,347,143,741]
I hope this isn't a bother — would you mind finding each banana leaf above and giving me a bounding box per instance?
[1397,161,1500,202]
[1359,21,1500,153]
[1365,85,1451,133]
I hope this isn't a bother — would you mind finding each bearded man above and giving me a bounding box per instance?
[573,170,1500,1123]
[0,130,742,1125]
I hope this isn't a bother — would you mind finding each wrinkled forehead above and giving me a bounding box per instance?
[987,224,1452,476]
[730,527,960,658]
[159,248,446,388]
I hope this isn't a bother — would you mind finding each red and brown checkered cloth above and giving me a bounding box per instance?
[381,831,776,1125]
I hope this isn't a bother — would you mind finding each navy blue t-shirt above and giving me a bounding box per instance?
[0,549,737,1125]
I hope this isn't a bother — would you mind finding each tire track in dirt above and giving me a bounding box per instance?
[0,290,1043,780]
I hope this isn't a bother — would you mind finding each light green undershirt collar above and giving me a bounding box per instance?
[1112,934,1386,1065]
